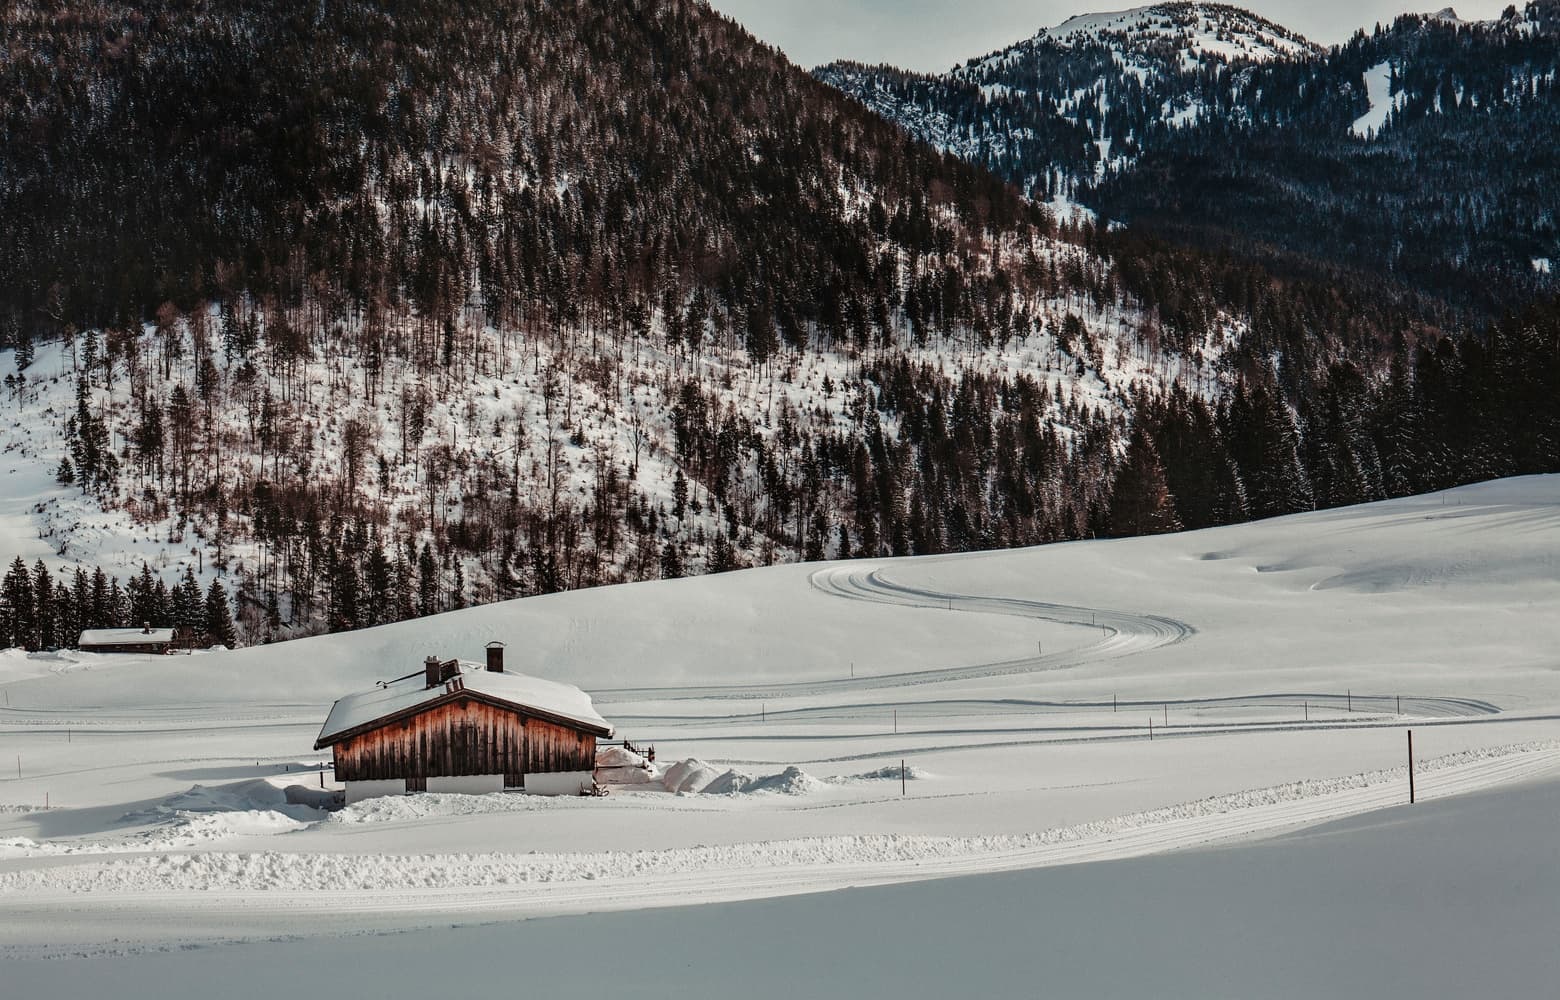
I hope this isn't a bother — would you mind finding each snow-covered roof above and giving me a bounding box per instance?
[79,628,175,646]
[315,661,613,748]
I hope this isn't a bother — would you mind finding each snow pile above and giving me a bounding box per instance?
[113,781,321,849]
[660,759,724,794]
[702,765,826,796]
[0,837,41,859]
[595,745,662,786]
[594,746,647,768]
[828,764,933,783]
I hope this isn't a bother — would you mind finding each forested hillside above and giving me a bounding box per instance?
[1,0,1553,650]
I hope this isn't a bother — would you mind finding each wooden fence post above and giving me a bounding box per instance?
[1408,730,1415,804]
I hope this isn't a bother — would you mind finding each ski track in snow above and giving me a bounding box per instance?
[3,742,1555,934]
[596,563,1193,702]
[596,563,1497,724]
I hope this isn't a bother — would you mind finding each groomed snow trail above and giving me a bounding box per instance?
[4,742,1554,937]
[596,563,1194,703]
[599,564,1499,724]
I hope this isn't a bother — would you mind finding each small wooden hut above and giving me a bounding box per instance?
[78,626,175,654]
[314,645,613,803]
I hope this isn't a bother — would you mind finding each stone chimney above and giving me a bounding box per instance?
[485,641,506,673]
[142,622,151,635]
[425,655,442,689]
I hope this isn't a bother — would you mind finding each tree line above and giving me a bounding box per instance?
[1,557,237,652]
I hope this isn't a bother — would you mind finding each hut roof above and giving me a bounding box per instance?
[79,627,175,646]
[315,661,612,749]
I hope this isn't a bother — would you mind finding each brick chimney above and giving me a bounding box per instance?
[425,655,442,689]
[485,641,506,673]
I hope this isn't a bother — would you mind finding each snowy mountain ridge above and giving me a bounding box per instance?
[817,1,1560,313]
[1028,2,1317,67]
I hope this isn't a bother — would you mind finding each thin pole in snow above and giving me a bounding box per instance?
[1348,689,1352,713]
[1148,717,1153,741]
[893,709,897,734]
[1163,704,1168,727]
[901,759,906,796]
[1408,730,1415,804]
[762,703,766,723]
[15,756,19,780]
[1113,692,1117,713]
[1397,695,1401,716]
[1305,700,1308,722]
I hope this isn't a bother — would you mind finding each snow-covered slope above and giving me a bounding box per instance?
[3,476,1560,956]
[1034,2,1316,69]
[0,254,1237,642]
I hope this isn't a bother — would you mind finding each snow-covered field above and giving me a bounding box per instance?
[3,475,1560,964]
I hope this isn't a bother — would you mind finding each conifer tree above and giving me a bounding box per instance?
[205,579,237,648]
[1108,427,1183,537]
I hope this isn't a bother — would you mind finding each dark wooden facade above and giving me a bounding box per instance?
[79,639,172,654]
[324,694,601,789]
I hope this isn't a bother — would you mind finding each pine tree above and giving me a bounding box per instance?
[417,543,438,617]
[32,560,55,649]
[205,579,237,648]
[659,541,685,579]
[3,556,34,649]
[450,559,466,611]
[1108,427,1182,537]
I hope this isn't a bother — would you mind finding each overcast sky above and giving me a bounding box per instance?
[707,1,1516,72]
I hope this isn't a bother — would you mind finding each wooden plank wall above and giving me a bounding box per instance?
[525,717,597,775]
[331,697,597,787]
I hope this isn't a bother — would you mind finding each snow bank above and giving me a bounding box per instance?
[828,764,933,783]
[661,759,723,794]
[112,781,321,849]
[703,765,826,796]
[595,746,647,768]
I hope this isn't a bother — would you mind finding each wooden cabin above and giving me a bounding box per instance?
[314,644,613,803]
[78,625,175,654]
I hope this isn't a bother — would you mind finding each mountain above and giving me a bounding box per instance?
[818,2,1560,316]
[0,0,1256,642]
[0,0,1555,649]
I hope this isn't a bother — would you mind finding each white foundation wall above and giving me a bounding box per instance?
[345,779,405,804]
[525,771,593,796]
[426,774,504,795]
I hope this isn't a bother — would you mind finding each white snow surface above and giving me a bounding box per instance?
[1352,61,1401,138]
[4,476,1560,957]
[1041,4,1316,65]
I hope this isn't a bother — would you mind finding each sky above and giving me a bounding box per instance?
[706,1,1518,72]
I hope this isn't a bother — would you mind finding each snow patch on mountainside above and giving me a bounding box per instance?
[1352,61,1402,138]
